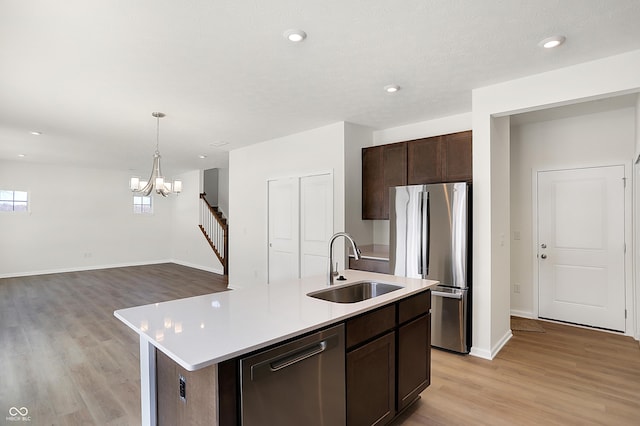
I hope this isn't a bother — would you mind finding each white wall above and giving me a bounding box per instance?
[217,167,229,218]
[510,106,635,318]
[228,122,346,288]
[203,168,219,206]
[171,169,224,274]
[0,161,172,277]
[472,49,640,359]
[0,161,224,278]
[490,116,512,356]
[373,112,472,146]
[344,123,374,246]
[370,113,473,245]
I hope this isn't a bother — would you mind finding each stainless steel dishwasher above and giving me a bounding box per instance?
[240,324,345,426]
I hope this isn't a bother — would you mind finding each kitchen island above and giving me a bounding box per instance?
[115,270,437,425]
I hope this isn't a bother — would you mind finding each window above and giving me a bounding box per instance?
[0,190,28,212]
[133,196,152,214]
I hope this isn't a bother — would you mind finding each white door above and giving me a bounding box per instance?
[537,166,625,331]
[268,178,299,283]
[300,174,333,277]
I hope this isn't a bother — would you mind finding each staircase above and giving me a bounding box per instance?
[199,193,228,275]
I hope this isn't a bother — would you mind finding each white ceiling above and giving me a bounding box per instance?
[2,0,640,175]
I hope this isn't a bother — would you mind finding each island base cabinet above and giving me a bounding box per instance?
[397,314,431,411]
[346,332,396,426]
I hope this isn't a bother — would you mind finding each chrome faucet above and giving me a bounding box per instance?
[328,232,361,286]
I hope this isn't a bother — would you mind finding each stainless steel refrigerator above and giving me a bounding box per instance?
[389,183,471,353]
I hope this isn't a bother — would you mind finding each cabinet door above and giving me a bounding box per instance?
[382,143,407,219]
[347,332,396,426]
[362,146,384,219]
[397,314,430,412]
[407,136,442,184]
[442,130,472,182]
[362,143,407,220]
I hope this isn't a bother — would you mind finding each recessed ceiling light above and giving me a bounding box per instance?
[539,35,566,49]
[18,154,26,158]
[30,131,42,135]
[384,84,400,93]
[198,154,207,159]
[283,29,307,42]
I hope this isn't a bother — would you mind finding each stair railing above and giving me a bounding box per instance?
[199,193,228,275]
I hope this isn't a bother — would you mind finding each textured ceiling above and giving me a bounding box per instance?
[1,0,640,174]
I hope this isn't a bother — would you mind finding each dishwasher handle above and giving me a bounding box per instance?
[432,290,463,299]
[250,333,339,381]
[270,341,327,371]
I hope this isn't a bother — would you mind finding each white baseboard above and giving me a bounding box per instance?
[469,346,492,360]
[469,328,513,361]
[491,329,513,358]
[510,310,535,319]
[0,259,172,279]
[171,259,224,276]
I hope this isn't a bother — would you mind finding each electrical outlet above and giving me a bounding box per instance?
[179,375,186,402]
[513,283,521,294]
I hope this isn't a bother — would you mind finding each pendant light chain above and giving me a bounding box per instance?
[155,115,160,154]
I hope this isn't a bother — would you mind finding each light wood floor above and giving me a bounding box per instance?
[0,263,228,425]
[394,319,640,426]
[2,267,640,425]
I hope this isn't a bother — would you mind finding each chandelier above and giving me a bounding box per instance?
[129,112,182,197]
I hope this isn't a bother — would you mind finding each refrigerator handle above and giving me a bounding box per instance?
[420,191,430,277]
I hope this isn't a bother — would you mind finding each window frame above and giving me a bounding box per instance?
[133,195,153,215]
[0,189,29,213]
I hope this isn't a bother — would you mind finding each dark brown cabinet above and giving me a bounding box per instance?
[345,290,431,426]
[397,315,430,411]
[397,290,431,412]
[407,136,442,185]
[442,130,472,182]
[362,142,407,220]
[362,145,384,220]
[363,131,471,219]
[347,332,396,426]
[346,305,396,426]
[407,131,472,185]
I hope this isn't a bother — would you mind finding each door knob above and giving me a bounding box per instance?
[540,254,547,259]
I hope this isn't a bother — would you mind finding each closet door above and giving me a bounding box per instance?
[300,173,333,278]
[268,173,334,283]
[267,177,300,284]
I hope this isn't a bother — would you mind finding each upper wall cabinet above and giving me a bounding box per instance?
[407,136,442,185]
[362,131,472,219]
[442,130,473,183]
[362,142,407,220]
[408,130,472,185]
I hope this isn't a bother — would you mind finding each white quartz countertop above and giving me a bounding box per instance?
[114,270,437,371]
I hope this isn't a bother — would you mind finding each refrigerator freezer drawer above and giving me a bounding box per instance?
[431,287,468,353]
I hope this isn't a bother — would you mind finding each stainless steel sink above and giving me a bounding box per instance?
[307,281,403,303]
